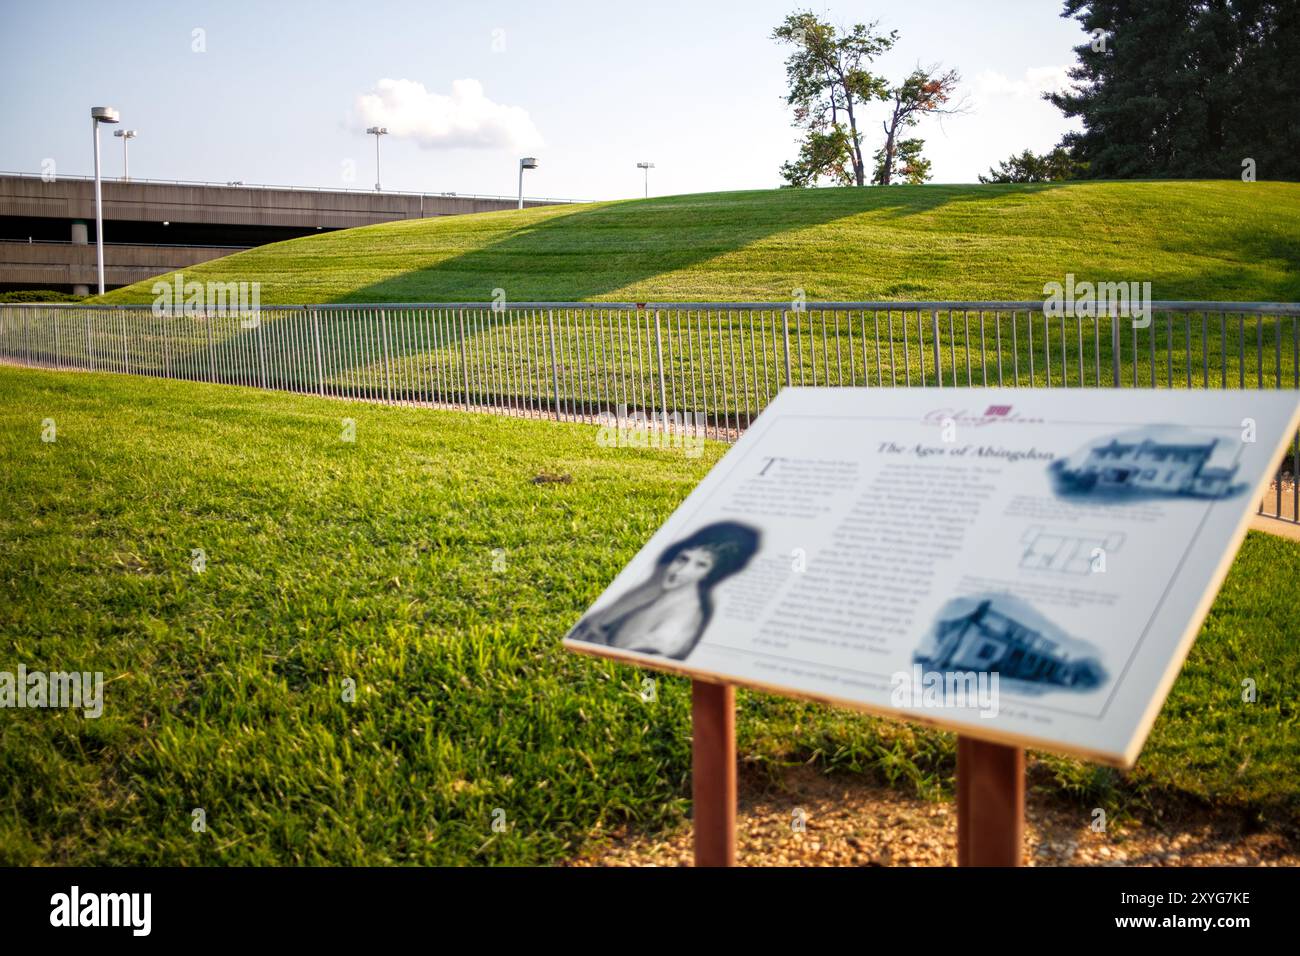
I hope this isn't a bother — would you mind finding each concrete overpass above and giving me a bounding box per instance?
[0,173,581,293]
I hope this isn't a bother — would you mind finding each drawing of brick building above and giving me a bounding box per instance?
[1052,434,1240,499]
[920,599,1105,689]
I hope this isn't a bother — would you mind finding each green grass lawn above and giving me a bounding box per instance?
[2,365,1297,865]
[97,181,1300,305]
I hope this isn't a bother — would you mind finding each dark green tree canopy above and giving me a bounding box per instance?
[1050,0,1300,180]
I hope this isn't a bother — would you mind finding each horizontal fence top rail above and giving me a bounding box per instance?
[6,301,1300,314]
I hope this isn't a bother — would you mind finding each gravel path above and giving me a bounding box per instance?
[568,765,1298,867]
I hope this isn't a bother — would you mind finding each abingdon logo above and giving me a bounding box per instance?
[0,666,103,718]
[50,886,151,936]
[152,272,262,328]
[1043,273,1152,328]
[923,406,1046,429]
[890,665,1000,719]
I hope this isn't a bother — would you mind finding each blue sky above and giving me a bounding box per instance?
[0,0,1084,199]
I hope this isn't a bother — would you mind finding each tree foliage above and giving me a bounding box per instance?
[773,11,896,186]
[780,127,856,188]
[876,67,962,185]
[872,138,933,185]
[978,147,1084,184]
[1049,0,1300,180]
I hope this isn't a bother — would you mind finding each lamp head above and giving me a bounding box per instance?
[91,106,120,124]
[520,157,538,169]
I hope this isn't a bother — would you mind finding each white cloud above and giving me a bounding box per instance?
[353,78,543,150]
[925,64,1082,179]
[971,66,1072,105]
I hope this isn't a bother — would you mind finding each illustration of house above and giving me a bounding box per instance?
[1052,434,1240,498]
[919,599,1105,689]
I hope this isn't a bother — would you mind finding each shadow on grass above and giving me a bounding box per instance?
[335,184,1072,305]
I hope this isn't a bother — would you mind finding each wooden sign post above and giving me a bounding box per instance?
[564,388,1300,868]
[691,680,736,867]
[956,737,1024,866]
[689,702,1026,867]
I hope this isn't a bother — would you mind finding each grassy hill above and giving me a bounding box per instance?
[4,364,1300,864]
[99,181,1300,305]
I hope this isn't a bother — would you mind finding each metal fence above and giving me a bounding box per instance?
[2,300,1298,524]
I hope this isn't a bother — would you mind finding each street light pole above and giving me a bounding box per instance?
[637,161,655,198]
[91,106,120,296]
[114,129,137,182]
[518,157,538,209]
[366,126,388,191]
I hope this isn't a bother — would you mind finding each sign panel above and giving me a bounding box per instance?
[564,388,1300,767]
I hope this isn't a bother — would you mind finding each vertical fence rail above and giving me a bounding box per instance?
[1,301,1297,523]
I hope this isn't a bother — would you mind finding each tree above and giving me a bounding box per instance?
[978,147,1082,184]
[872,137,932,185]
[773,11,896,187]
[780,127,856,188]
[875,66,963,185]
[1048,0,1300,180]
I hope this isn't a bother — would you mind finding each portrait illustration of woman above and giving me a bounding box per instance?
[567,521,761,661]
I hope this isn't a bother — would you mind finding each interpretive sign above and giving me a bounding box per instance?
[565,388,1300,768]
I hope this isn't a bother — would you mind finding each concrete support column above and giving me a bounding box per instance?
[71,220,91,294]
